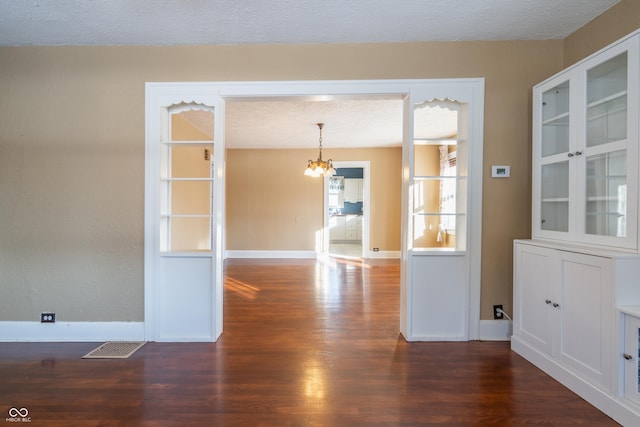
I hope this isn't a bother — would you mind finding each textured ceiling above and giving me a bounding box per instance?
[0,0,621,149]
[0,0,620,46]
[225,99,405,149]
[180,97,463,149]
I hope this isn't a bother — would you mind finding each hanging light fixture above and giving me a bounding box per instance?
[304,123,336,177]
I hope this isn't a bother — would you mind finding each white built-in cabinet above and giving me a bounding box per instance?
[513,30,640,426]
[513,241,622,391]
[533,32,639,250]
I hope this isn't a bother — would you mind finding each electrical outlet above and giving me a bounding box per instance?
[41,312,56,323]
[493,305,503,320]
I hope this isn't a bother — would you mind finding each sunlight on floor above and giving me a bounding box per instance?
[224,277,261,300]
[329,242,362,258]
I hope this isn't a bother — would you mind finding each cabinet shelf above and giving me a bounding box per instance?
[541,197,570,203]
[542,111,570,126]
[161,140,214,144]
[587,174,626,179]
[587,90,627,110]
[586,195,623,202]
[585,211,624,217]
[413,138,461,145]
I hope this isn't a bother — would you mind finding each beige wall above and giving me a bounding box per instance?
[0,39,565,322]
[226,147,402,251]
[563,0,640,67]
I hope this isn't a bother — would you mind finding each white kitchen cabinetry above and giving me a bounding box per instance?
[344,178,363,203]
[345,215,362,240]
[330,215,362,242]
[329,216,346,241]
[532,32,639,250]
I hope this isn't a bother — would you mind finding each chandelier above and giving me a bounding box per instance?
[304,123,336,177]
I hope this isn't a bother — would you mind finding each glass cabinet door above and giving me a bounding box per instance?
[539,80,571,232]
[584,52,628,238]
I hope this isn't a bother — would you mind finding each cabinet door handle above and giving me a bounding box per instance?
[575,151,583,156]
[545,299,552,304]
[567,152,574,157]
[624,353,633,360]
[552,302,560,308]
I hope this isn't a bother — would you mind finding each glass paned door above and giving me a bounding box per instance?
[412,100,467,250]
[541,161,570,232]
[541,80,570,156]
[160,106,215,252]
[539,80,571,233]
[584,52,629,239]
[586,150,627,237]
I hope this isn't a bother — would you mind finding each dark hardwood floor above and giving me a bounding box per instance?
[0,258,619,426]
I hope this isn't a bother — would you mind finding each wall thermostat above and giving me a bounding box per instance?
[491,165,510,178]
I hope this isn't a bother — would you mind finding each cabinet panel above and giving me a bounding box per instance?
[514,243,556,355]
[344,178,362,203]
[329,216,346,240]
[558,252,612,390]
[623,314,640,406]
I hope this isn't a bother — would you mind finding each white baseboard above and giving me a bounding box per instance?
[225,250,401,259]
[403,334,467,342]
[479,319,512,341]
[0,321,145,342]
[367,250,401,259]
[512,336,640,426]
[225,250,317,259]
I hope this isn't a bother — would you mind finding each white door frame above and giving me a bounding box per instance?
[145,79,483,342]
[323,161,370,258]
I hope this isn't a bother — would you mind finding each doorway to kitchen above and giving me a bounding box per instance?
[324,161,370,259]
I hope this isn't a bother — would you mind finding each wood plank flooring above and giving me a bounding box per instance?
[0,258,619,426]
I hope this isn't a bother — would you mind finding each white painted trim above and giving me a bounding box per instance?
[404,334,468,342]
[479,319,512,341]
[323,161,371,259]
[512,337,640,427]
[401,82,484,342]
[0,321,145,342]
[367,250,401,259]
[225,250,317,259]
[147,79,484,343]
[225,250,400,260]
